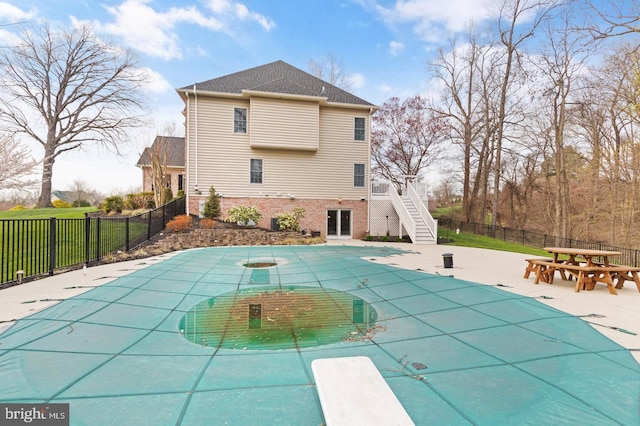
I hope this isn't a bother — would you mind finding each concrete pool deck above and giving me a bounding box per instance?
[0,240,639,425]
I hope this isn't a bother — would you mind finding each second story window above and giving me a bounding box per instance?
[354,164,365,187]
[250,159,263,184]
[354,117,365,141]
[234,107,247,133]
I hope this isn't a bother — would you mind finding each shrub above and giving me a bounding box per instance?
[227,205,262,226]
[166,214,193,232]
[276,207,305,232]
[203,186,221,219]
[199,218,216,229]
[125,192,155,210]
[165,187,174,203]
[72,199,91,207]
[176,190,185,197]
[9,205,26,211]
[52,199,72,208]
[103,195,124,213]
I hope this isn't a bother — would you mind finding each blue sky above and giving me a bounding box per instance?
[0,0,625,194]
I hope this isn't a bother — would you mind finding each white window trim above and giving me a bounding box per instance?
[354,117,366,141]
[250,158,263,184]
[234,107,248,134]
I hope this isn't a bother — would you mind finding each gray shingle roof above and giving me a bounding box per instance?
[178,60,375,106]
[136,136,185,168]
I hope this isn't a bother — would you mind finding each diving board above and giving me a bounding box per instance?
[311,356,415,426]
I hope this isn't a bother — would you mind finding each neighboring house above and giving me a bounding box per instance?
[176,60,376,239]
[51,190,75,205]
[136,136,186,195]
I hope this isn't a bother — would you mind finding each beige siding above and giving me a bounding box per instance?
[187,96,371,200]
[250,98,319,151]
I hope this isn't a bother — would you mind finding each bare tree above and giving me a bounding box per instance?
[432,29,501,223]
[308,53,352,91]
[489,0,558,228]
[67,179,102,206]
[371,96,449,191]
[0,24,149,208]
[531,5,593,238]
[0,134,39,191]
[148,140,169,208]
[587,1,640,39]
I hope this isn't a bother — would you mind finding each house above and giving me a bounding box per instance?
[136,136,186,195]
[176,60,377,239]
[174,60,438,242]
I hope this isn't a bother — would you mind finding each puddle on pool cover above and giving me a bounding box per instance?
[179,286,377,350]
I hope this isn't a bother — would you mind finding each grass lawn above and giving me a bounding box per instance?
[438,227,549,256]
[0,207,146,283]
[0,207,98,219]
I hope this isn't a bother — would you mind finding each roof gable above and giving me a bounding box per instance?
[136,136,185,168]
[179,60,375,107]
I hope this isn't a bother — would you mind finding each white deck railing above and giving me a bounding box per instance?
[406,183,437,240]
[371,181,390,196]
[387,181,416,242]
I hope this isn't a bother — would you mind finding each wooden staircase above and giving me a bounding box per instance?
[400,196,436,244]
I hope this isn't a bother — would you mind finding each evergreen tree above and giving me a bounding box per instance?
[203,186,221,219]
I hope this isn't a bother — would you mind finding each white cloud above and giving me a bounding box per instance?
[389,40,405,56]
[348,73,365,89]
[73,0,273,60]
[204,0,275,31]
[378,84,393,93]
[0,2,37,21]
[377,0,499,41]
[140,67,173,94]
[0,28,22,46]
[233,3,275,31]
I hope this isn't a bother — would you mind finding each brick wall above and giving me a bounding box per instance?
[141,167,185,195]
[188,196,369,238]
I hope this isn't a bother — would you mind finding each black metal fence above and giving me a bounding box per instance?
[439,217,640,267]
[0,197,185,285]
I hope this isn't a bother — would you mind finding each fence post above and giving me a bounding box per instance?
[147,211,152,240]
[96,217,101,260]
[85,214,91,265]
[125,217,130,252]
[49,217,56,276]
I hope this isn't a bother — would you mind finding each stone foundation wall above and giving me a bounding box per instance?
[150,228,305,252]
[187,196,369,238]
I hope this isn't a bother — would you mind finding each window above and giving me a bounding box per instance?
[165,174,172,188]
[234,107,247,133]
[178,174,184,191]
[354,117,365,141]
[250,159,263,184]
[354,164,365,187]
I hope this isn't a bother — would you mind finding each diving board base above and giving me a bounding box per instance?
[311,356,415,426]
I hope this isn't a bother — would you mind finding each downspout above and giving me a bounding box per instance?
[194,84,199,195]
[185,92,191,215]
[367,107,373,236]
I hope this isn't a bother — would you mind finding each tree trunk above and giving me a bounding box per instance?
[37,144,56,208]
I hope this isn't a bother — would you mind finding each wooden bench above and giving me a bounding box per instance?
[311,356,415,426]
[528,260,618,294]
[598,265,640,292]
[523,258,554,279]
[525,259,640,295]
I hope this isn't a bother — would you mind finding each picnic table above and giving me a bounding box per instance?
[523,247,640,295]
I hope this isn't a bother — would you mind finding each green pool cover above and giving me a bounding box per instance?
[0,246,638,425]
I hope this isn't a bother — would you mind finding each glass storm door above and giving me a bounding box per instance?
[327,210,351,237]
